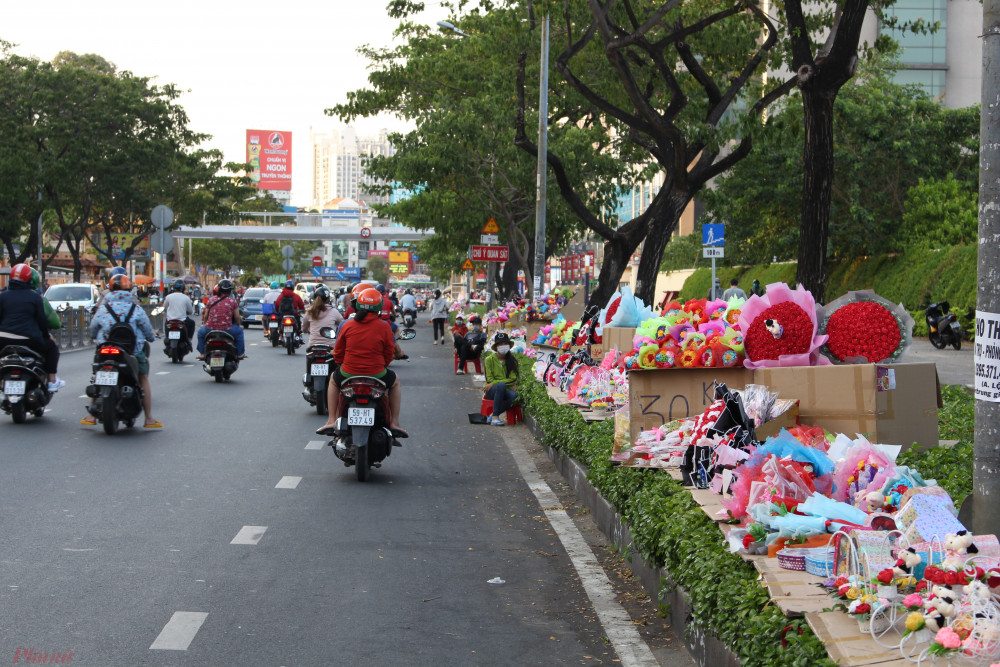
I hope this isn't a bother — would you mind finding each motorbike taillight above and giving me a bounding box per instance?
[283,317,294,326]
[99,346,121,355]
[352,384,373,395]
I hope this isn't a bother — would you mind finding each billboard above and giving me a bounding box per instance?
[92,232,151,260]
[246,129,292,191]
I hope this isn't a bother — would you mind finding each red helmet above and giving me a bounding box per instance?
[108,274,132,291]
[356,288,383,314]
[10,263,32,283]
[351,283,369,300]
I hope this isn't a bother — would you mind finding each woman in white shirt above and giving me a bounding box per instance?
[429,289,449,345]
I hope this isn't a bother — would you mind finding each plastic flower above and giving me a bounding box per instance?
[877,569,895,585]
[902,593,924,611]
[846,586,860,600]
[905,612,925,632]
[935,627,962,650]
[818,290,914,364]
[736,283,830,369]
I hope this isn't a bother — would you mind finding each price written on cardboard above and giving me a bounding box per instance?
[975,310,1000,402]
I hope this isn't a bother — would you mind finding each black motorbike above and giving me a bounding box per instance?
[163,319,192,363]
[202,330,240,382]
[925,302,963,350]
[278,314,301,355]
[0,344,52,423]
[302,340,336,415]
[86,343,143,435]
[401,308,416,328]
[265,312,280,346]
[326,328,416,481]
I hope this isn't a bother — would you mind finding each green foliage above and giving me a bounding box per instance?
[515,354,835,666]
[367,256,389,285]
[898,386,974,505]
[902,176,978,250]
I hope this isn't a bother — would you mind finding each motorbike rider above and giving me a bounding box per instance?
[399,289,418,323]
[263,281,282,306]
[82,274,161,428]
[302,286,343,368]
[274,279,305,339]
[0,263,65,391]
[196,278,246,360]
[455,315,487,374]
[339,283,357,313]
[163,280,195,340]
[316,288,408,438]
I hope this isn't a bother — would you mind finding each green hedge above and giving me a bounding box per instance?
[517,355,834,666]
[680,246,976,334]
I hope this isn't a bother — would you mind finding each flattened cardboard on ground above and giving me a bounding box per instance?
[601,326,637,354]
[627,367,753,442]
[806,611,909,666]
[688,487,731,522]
[751,363,940,449]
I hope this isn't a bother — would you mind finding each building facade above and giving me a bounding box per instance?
[310,128,396,210]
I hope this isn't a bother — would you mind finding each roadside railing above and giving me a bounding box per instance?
[55,304,165,351]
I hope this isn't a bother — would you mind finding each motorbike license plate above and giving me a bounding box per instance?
[95,371,119,386]
[210,356,225,368]
[3,380,26,395]
[168,331,181,339]
[951,322,962,329]
[347,407,375,426]
[311,364,329,376]
[269,321,278,328]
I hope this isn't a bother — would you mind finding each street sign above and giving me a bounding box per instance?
[702,224,725,246]
[471,245,509,262]
[151,205,174,229]
[312,267,321,278]
[480,234,499,245]
[336,262,345,271]
[150,229,174,254]
[312,255,323,267]
[282,258,295,271]
[360,227,372,238]
[703,247,725,258]
[481,218,499,234]
[281,245,295,259]
[461,258,475,271]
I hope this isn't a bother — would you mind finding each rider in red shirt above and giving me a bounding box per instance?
[274,280,304,335]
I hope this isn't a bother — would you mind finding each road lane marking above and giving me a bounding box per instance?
[499,428,658,667]
[155,371,170,375]
[150,611,208,650]
[305,440,325,450]
[275,476,301,489]
[230,526,267,545]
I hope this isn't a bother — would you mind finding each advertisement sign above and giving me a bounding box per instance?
[246,129,292,191]
[368,249,389,259]
[389,250,410,264]
[976,310,1000,402]
[314,266,361,280]
[92,233,151,260]
[389,263,410,276]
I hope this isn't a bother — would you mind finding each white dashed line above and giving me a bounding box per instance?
[150,611,208,650]
[230,526,267,545]
[155,371,170,375]
[305,440,325,450]
[275,476,301,489]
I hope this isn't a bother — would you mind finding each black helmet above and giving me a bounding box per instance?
[314,286,331,303]
[217,279,234,295]
[173,280,185,293]
[285,280,294,290]
[405,288,413,295]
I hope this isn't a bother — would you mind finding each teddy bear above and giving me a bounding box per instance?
[922,606,947,632]
[892,547,923,579]
[927,583,958,618]
[943,530,979,570]
[964,578,991,603]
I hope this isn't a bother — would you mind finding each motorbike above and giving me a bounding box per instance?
[85,342,144,435]
[401,308,416,328]
[925,301,963,350]
[325,327,416,481]
[0,344,52,423]
[302,337,336,415]
[202,330,240,382]
[265,312,280,346]
[163,319,192,363]
[278,313,302,355]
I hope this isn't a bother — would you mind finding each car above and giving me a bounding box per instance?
[294,282,324,304]
[240,287,269,327]
[44,282,101,312]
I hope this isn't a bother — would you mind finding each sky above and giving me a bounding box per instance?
[4,0,439,206]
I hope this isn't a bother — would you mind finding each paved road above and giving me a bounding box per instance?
[0,325,688,666]
[900,338,973,387]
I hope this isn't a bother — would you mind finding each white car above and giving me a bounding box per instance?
[44,283,101,311]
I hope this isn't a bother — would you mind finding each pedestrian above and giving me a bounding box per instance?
[707,279,723,300]
[722,278,747,301]
[429,289,449,345]
[749,279,765,297]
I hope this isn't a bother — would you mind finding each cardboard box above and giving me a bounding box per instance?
[601,327,637,354]
[628,367,753,442]
[751,363,940,449]
[754,402,799,440]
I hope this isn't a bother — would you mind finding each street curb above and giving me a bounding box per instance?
[524,413,740,667]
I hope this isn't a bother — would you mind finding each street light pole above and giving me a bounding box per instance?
[532,14,549,299]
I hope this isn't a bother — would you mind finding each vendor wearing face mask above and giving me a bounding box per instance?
[483,332,519,425]
[455,315,487,374]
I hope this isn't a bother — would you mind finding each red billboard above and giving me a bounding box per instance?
[246,129,292,191]
[471,245,509,262]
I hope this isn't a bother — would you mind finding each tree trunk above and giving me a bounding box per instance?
[633,195,687,306]
[795,88,836,304]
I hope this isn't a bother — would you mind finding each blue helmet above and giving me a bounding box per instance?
[270,281,279,289]
[173,280,185,292]
[110,266,127,277]
[285,280,294,289]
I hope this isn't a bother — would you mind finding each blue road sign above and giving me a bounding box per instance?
[702,224,725,247]
[315,266,361,280]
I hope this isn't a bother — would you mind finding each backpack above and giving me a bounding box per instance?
[277,294,296,315]
[104,303,138,355]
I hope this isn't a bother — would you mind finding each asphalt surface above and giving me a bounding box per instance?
[900,338,973,387]
[0,323,689,666]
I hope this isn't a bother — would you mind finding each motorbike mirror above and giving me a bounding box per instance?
[319,327,336,339]
[397,329,416,341]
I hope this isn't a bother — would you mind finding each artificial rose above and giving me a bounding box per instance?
[744,302,814,361]
[905,612,925,632]
[742,534,755,549]
[944,571,960,586]
[915,580,929,593]
[846,586,860,600]
[833,576,850,588]
[824,301,902,363]
[924,567,944,584]
[935,626,962,650]
[877,569,894,585]
[838,584,851,598]
[902,593,924,611]
[852,603,871,615]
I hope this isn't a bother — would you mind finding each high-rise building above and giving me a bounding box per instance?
[311,128,396,209]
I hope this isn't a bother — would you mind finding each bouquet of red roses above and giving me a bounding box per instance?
[817,290,913,364]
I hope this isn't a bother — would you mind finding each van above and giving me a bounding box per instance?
[44,283,101,312]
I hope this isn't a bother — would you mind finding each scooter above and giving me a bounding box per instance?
[203,330,240,382]
[278,314,302,355]
[925,302,963,350]
[302,337,336,415]
[85,342,144,435]
[265,313,281,346]
[163,319,192,363]
[401,308,416,328]
[325,328,416,481]
[0,344,52,423]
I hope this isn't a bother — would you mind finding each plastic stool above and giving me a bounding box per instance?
[480,398,523,425]
[454,351,482,374]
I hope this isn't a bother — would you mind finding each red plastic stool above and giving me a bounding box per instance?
[454,351,482,374]
[480,398,523,425]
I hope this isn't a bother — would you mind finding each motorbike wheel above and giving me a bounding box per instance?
[10,401,26,424]
[102,397,118,435]
[315,389,327,415]
[172,348,182,364]
[271,334,280,347]
[286,336,294,355]
[929,331,947,349]
[214,373,223,383]
[355,444,369,482]
[953,337,962,351]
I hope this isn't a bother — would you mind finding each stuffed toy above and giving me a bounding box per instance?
[893,547,922,579]
[927,583,958,618]
[943,530,979,569]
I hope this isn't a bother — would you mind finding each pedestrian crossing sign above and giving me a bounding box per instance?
[461,258,475,271]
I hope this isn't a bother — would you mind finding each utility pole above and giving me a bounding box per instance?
[532,14,549,301]
[974,0,1000,535]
